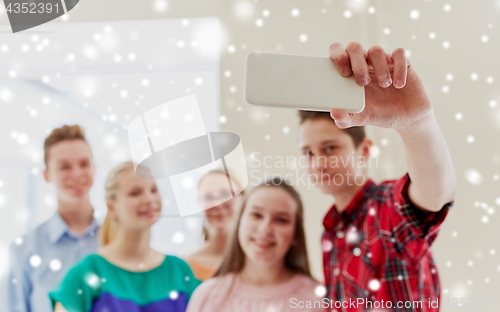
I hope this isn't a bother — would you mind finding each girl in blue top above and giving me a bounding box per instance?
[50,161,200,312]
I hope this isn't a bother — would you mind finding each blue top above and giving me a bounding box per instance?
[0,212,99,312]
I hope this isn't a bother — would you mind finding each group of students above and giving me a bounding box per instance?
[2,42,456,312]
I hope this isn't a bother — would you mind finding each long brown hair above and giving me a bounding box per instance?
[203,177,312,310]
[216,176,311,277]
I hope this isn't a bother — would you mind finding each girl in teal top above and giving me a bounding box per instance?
[49,161,201,312]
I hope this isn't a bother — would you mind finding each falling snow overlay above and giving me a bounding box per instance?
[0,1,499,310]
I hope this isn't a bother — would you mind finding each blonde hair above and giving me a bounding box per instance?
[44,125,89,167]
[99,161,136,246]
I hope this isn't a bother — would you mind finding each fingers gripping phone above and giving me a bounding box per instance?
[244,52,365,113]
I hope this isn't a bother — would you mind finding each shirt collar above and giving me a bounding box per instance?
[47,210,98,244]
[323,179,376,232]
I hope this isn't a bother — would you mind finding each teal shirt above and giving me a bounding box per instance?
[49,254,201,312]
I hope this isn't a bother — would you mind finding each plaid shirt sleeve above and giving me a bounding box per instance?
[386,173,453,259]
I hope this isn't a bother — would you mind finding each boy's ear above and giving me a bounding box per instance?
[43,169,50,183]
[360,138,373,159]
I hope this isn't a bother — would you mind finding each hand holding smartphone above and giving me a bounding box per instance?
[244,52,365,113]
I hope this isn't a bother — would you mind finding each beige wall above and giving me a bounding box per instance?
[1,0,499,308]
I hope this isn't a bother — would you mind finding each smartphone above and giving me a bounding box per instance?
[244,52,365,113]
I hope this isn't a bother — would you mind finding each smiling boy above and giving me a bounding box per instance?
[1,125,99,312]
[298,42,455,311]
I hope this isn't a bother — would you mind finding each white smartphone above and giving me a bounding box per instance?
[244,52,365,113]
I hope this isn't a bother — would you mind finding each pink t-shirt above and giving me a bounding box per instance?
[186,272,326,312]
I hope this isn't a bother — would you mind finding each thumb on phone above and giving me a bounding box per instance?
[330,108,354,129]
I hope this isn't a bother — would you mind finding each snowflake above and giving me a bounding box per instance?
[30,255,42,268]
[153,0,168,13]
[353,247,361,256]
[465,169,482,185]
[368,279,381,291]
[410,10,420,20]
[233,1,254,20]
[50,259,62,271]
[85,273,100,288]
[17,133,29,145]
[170,291,179,300]
[322,239,333,252]
[172,231,185,244]
[315,285,327,297]
[370,146,380,157]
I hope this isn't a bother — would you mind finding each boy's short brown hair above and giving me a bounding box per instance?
[298,111,366,148]
[44,125,90,167]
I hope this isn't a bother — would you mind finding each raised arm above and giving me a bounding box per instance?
[395,112,456,211]
[327,41,456,212]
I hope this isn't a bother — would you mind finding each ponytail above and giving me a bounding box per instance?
[100,161,135,246]
[98,213,116,246]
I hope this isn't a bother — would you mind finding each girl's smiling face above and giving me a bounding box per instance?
[108,169,162,230]
[238,186,298,265]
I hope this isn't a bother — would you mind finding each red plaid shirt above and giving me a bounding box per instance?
[322,174,452,312]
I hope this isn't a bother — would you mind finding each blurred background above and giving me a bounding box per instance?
[0,0,499,310]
